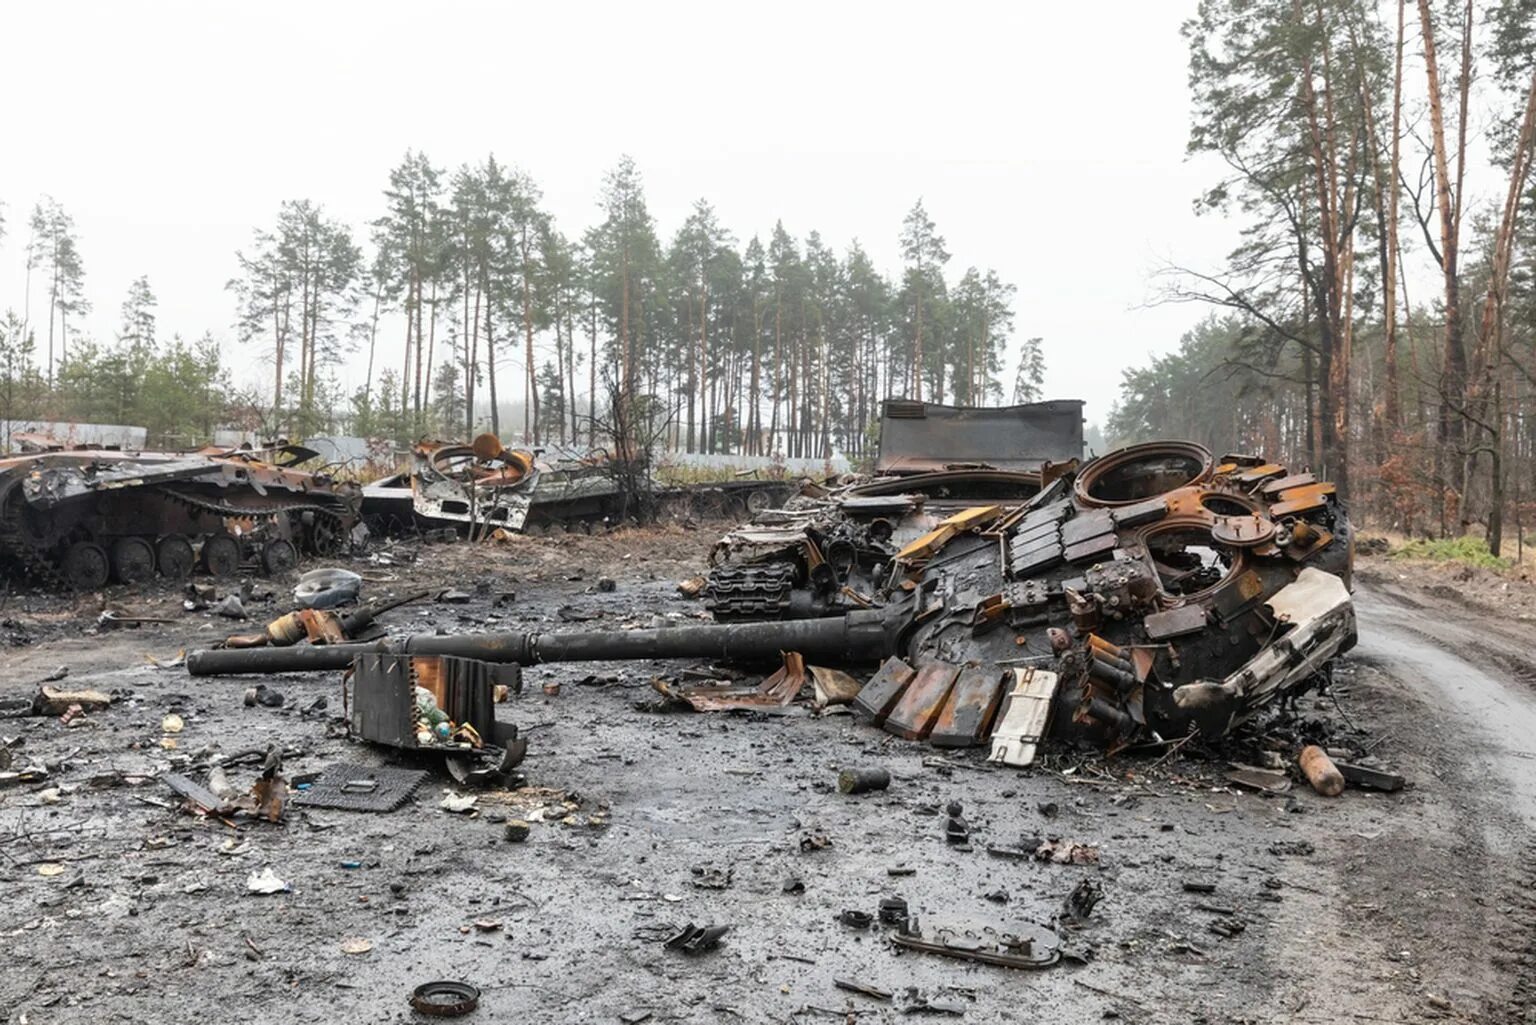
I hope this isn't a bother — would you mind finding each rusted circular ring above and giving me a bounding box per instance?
[410,980,480,1017]
[1074,442,1214,508]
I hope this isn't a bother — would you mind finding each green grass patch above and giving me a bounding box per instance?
[1389,535,1512,570]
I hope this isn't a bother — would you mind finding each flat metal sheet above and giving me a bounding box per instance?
[989,668,1060,767]
[1011,520,1062,549]
[883,662,959,740]
[1061,509,1114,547]
[1143,605,1208,641]
[1063,533,1118,564]
[293,762,430,812]
[875,399,1085,473]
[852,657,917,725]
[1010,544,1064,576]
[930,668,1007,748]
[1110,496,1168,528]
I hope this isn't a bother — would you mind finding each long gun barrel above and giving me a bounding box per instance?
[185,606,910,677]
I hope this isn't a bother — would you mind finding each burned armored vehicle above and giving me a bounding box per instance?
[362,434,798,537]
[362,435,542,536]
[189,435,1353,758]
[0,444,360,589]
[704,398,1085,620]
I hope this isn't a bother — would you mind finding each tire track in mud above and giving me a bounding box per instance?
[1497,837,1536,1024]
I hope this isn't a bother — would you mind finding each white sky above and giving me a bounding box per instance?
[0,0,1250,428]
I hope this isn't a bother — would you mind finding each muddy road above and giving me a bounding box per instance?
[1,538,1533,1025]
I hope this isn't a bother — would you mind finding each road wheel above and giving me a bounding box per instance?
[201,534,241,578]
[260,538,299,576]
[308,516,346,556]
[156,535,196,579]
[62,541,110,591]
[109,537,156,584]
[745,489,774,515]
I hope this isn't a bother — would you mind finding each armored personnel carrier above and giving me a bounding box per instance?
[0,443,360,590]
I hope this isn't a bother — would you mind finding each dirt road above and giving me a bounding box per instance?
[0,541,1532,1024]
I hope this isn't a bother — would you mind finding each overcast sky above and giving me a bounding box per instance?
[0,0,1242,429]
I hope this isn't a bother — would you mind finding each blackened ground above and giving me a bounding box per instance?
[0,537,1531,1025]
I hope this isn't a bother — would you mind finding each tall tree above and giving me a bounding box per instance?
[587,156,660,451]
[230,200,360,432]
[26,197,88,383]
[373,151,445,428]
[898,199,949,402]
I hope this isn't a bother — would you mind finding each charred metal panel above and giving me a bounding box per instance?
[875,399,1085,474]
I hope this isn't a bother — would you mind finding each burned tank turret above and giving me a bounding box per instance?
[0,444,361,590]
[187,439,1354,760]
[704,398,1085,621]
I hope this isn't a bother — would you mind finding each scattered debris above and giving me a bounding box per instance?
[1060,879,1103,922]
[271,762,424,815]
[663,923,730,954]
[409,980,481,1018]
[892,920,1060,970]
[294,567,363,608]
[1226,766,1292,793]
[246,868,291,895]
[837,767,890,795]
[810,664,862,707]
[31,685,112,716]
[1299,744,1345,797]
[1336,761,1405,792]
[834,978,892,1001]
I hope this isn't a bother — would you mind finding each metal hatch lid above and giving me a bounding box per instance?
[875,399,1085,474]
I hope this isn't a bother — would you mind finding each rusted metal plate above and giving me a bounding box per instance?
[1270,482,1336,517]
[930,668,1007,748]
[1211,515,1276,547]
[851,657,916,725]
[1260,472,1317,496]
[661,652,807,711]
[1234,463,1286,483]
[941,505,1002,530]
[883,662,960,740]
[1143,605,1207,640]
[897,524,957,563]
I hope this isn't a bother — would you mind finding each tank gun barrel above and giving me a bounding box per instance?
[185,606,909,677]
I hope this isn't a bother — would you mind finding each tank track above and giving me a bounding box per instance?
[0,486,352,588]
[705,562,798,621]
[156,486,353,556]
[0,499,69,588]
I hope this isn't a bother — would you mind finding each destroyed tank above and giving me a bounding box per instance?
[0,443,361,590]
[188,438,1354,759]
[704,398,1085,619]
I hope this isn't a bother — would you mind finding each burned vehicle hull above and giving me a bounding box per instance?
[361,436,540,536]
[362,436,798,537]
[0,447,360,590]
[704,399,1086,620]
[190,437,1355,755]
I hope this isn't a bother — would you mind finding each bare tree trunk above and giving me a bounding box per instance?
[1472,65,1536,553]
[1417,0,1470,526]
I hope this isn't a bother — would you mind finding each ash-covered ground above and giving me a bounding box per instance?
[1,530,1533,1025]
